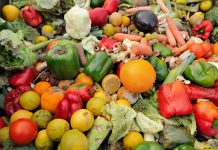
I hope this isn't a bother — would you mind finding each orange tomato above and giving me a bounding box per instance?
[120,60,156,93]
[213,42,218,55]
[41,86,64,113]
[188,43,205,59]
[201,42,214,58]
[34,81,51,95]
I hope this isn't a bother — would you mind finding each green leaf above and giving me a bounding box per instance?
[9,19,40,42]
[3,139,36,150]
[11,0,30,8]
[0,30,23,48]
[36,0,59,9]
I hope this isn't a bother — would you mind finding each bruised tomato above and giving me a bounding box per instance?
[188,43,205,59]
[201,42,214,58]
[9,118,38,145]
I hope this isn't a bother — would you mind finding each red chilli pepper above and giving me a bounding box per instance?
[21,5,43,27]
[89,8,108,26]
[194,101,218,137]
[8,68,35,87]
[5,86,33,116]
[99,38,118,50]
[103,0,119,15]
[158,81,193,118]
[185,84,218,106]
[192,20,213,40]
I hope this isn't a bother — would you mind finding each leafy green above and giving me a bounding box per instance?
[133,93,196,135]
[74,0,91,8]
[36,0,59,9]
[11,0,29,8]
[9,19,40,42]
[3,139,36,150]
[102,102,137,144]
[205,6,218,25]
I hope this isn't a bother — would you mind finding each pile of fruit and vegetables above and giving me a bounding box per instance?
[1,0,218,149]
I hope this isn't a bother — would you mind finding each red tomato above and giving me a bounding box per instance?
[9,118,38,145]
[201,42,214,58]
[188,43,205,59]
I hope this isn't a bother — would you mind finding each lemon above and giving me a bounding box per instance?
[123,131,143,150]
[122,16,131,27]
[103,24,115,36]
[2,5,20,21]
[70,109,94,132]
[42,25,54,34]
[10,110,33,123]
[102,74,121,94]
[194,12,204,21]
[35,129,54,150]
[200,0,212,12]
[19,91,41,111]
[86,97,106,116]
[35,36,48,44]
[94,91,112,103]
[115,99,131,107]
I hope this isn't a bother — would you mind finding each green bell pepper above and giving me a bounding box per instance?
[173,144,194,150]
[148,56,168,82]
[134,141,164,150]
[46,40,80,80]
[183,61,218,87]
[90,0,105,8]
[153,43,172,57]
[84,52,113,82]
[210,26,218,43]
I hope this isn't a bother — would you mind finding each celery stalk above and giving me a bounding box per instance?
[163,54,195,84]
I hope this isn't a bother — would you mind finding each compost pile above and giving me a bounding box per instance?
[1,0,218,149]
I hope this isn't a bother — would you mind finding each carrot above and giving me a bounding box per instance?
[114,33,142,41]
[157,34,168,44]
[125,6,152,14]
[156,0,170,13]
[166,16,186,46]
[76,43,87,66]
[165,26,177,47]
[172,39,195,56]
[131,44,152,56]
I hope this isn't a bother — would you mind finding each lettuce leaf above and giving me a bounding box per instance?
[36,0,59,9]
[11,0,29,8]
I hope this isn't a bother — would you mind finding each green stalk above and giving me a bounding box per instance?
[29,39,54,51]
[163,54,195,84]
[187,0,203,3]
[176,3,200,12]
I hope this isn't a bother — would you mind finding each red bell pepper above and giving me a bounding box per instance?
[194,101,218,137]
[0,118,7,129]
[99,38,118,50]
[55,91,83,121]
[185,84,218,106]
[8,68,35,87]
[192,20,213,40]
[103,0,119,15]
[55,83,94,120]
[5,86,33,116]
[158,81,193,118]
[21,5,43,27]
[89,8,108,26]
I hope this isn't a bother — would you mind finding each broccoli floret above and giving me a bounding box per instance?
[205,6,218,25]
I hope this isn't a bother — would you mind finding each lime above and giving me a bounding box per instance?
[35,129,54,150]
[35,36,48,44]
[102,74,121,94]
[200,0,212,12]
[19,91,40,111]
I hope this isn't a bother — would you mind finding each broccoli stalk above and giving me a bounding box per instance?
[163,54,195,84]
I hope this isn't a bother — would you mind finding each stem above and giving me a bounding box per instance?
[29,39,54,51]
[163,54,195,84]
[213,119,218,128]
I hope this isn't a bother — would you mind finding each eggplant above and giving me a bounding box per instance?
[132,10,158,33]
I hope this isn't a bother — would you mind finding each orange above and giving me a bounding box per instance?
[75,73,93,86]
[34,81,51,95]
[41,87,64,113]
[2,5,20,21]
[213,42,218,55]
[120,60,156,93]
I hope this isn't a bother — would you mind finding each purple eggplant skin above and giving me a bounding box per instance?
[132,10,158,33]
[0,0,9,17]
